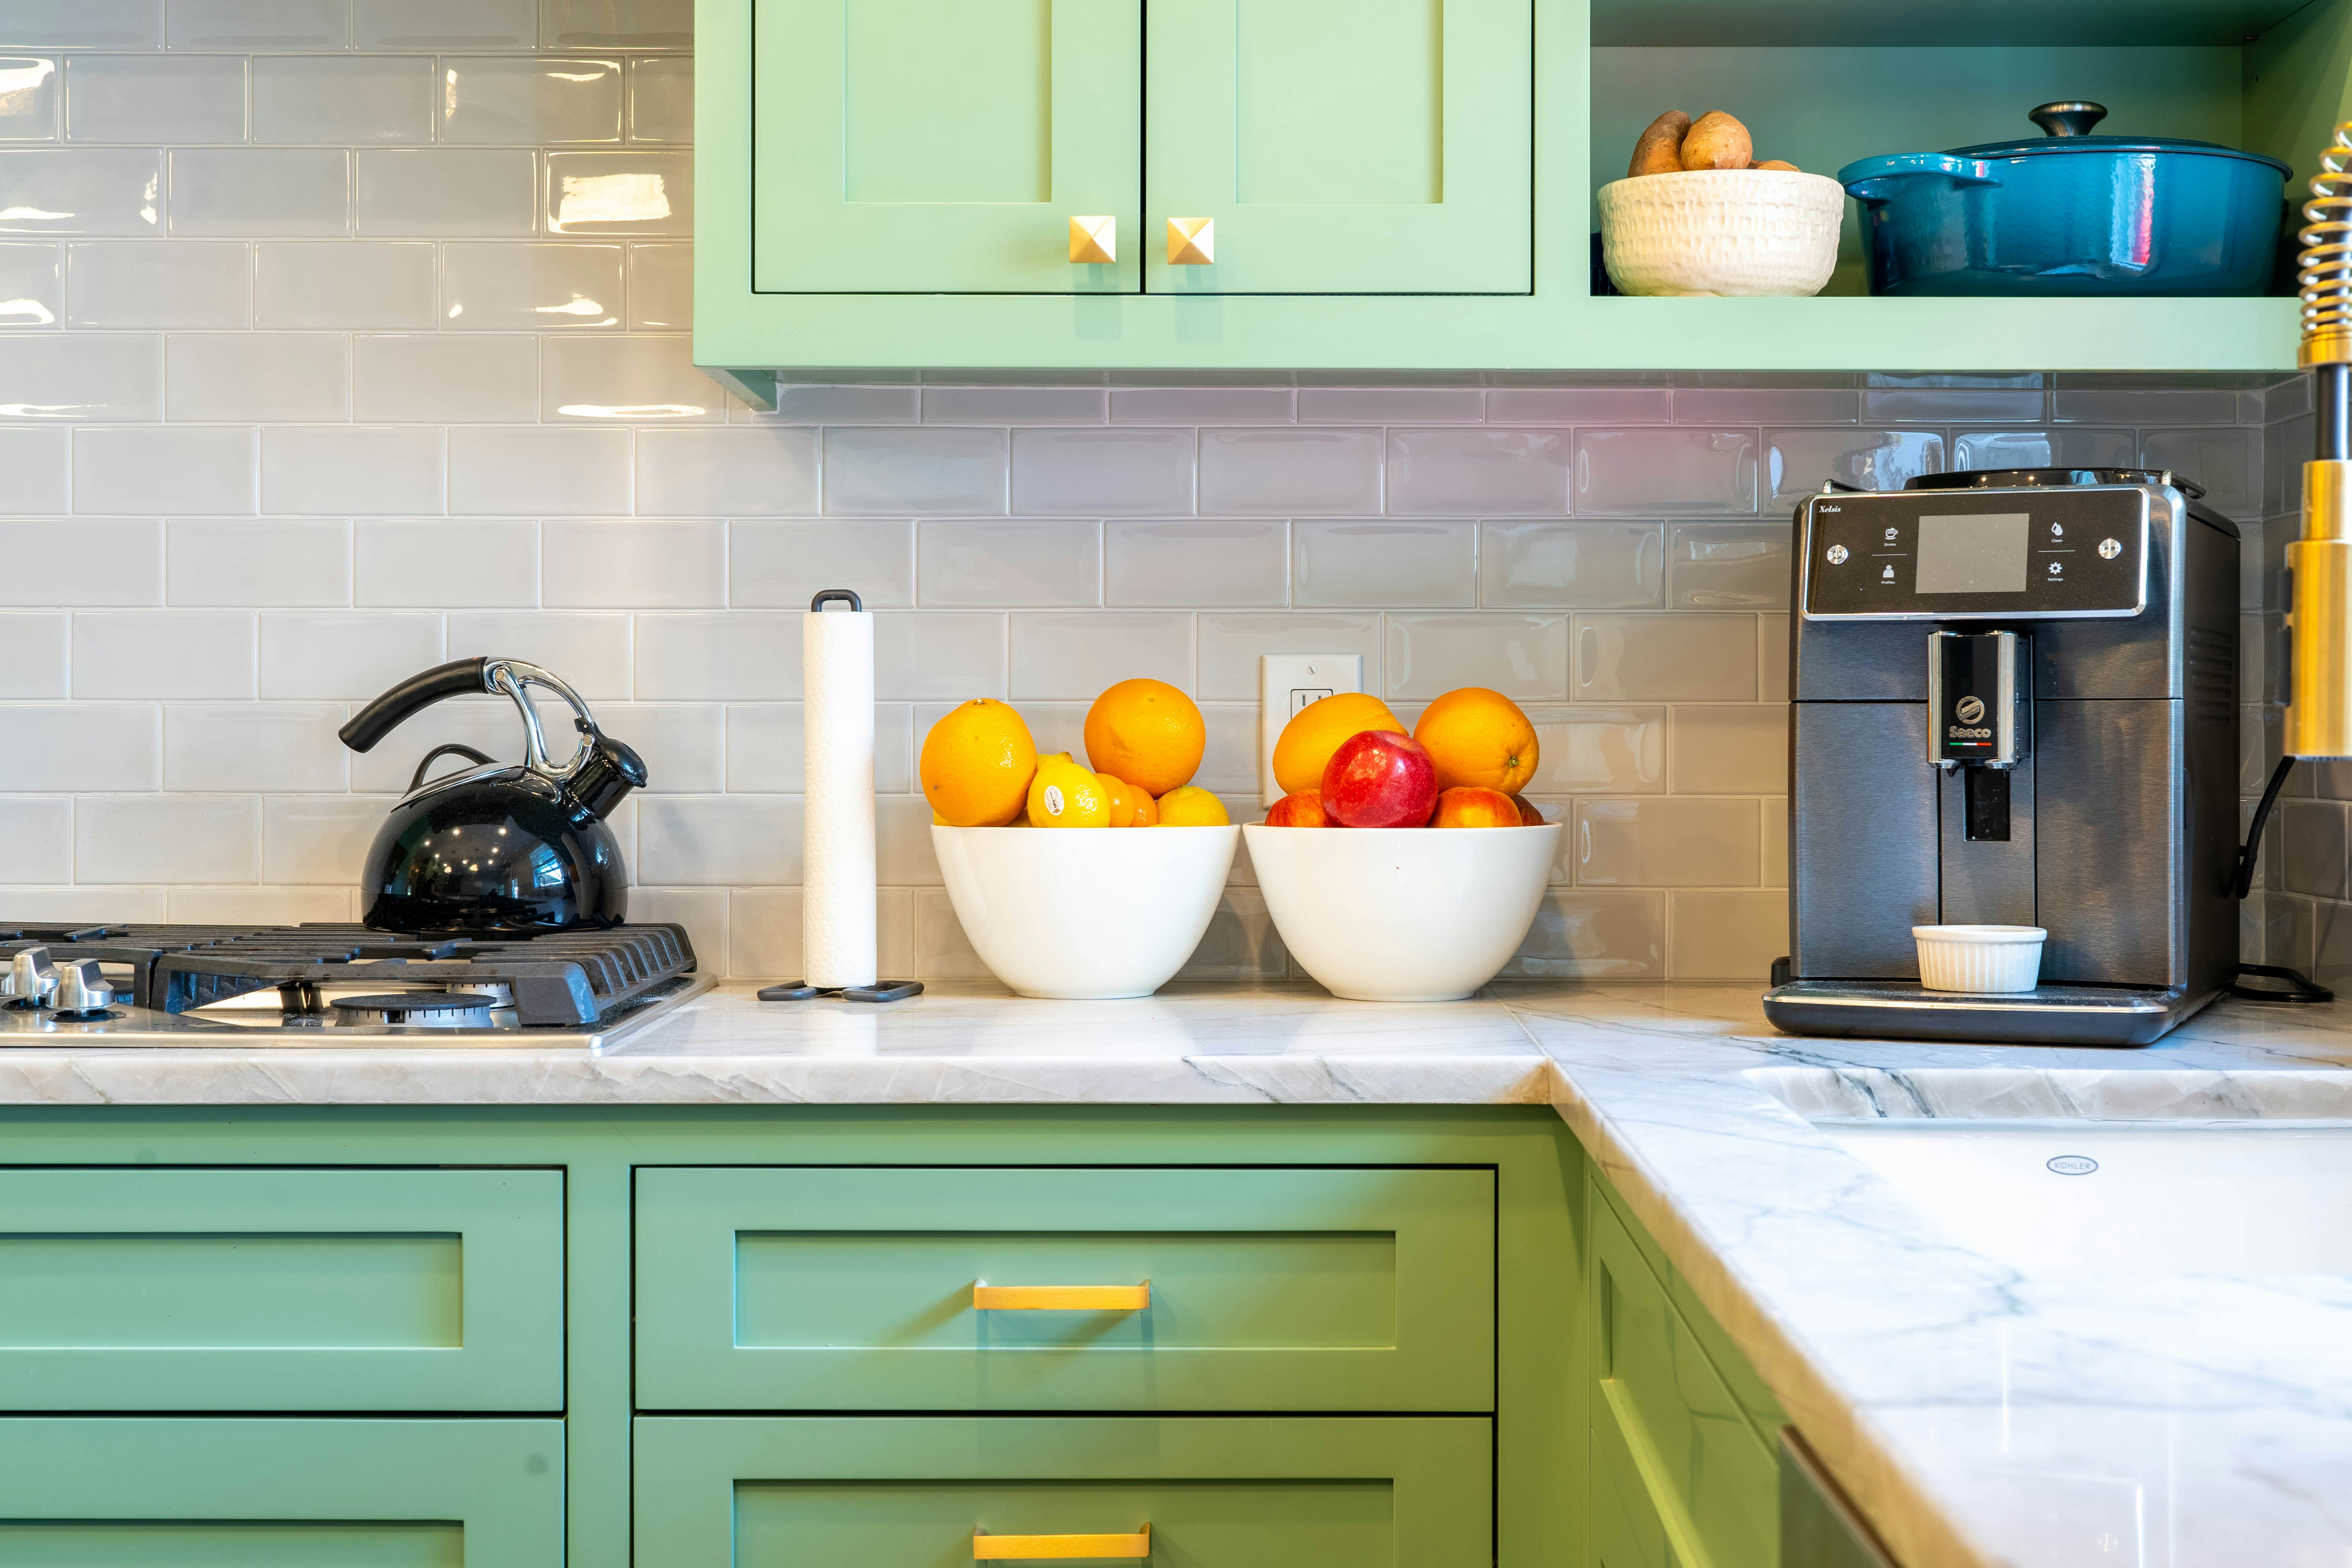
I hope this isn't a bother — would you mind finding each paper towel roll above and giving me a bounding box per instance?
[802,594,877,988]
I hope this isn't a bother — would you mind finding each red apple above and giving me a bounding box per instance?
[1321,730,1440,827]
[1432,786,1521,828]
[1509,792,1546,826]
[1263,788,1331,827]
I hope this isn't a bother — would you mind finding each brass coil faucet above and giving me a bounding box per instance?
[2289,123,2352,758]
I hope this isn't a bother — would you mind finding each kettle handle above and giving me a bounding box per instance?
[339,656,492,752]
[341,655,604,782]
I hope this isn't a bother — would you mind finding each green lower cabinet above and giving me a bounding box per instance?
[634,1416,1492,1567]
[0,1418,564,1566]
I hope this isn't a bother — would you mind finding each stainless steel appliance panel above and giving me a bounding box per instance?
[1792,702,1938,977]
[2035,699,2183,985]
[1937,759,2035,926]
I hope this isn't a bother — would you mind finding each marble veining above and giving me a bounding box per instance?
[4,979,2350,1568]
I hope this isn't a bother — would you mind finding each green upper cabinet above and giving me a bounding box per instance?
[750,0,1142,292]
[1144,0,1533,294]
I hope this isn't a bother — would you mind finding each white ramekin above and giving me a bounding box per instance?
[1912,925,2047,993]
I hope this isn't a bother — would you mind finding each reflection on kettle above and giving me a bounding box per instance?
[337,657,647,936]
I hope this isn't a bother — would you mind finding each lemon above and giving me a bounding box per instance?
[1154,785,1230,826]
[1027,753,1112,828]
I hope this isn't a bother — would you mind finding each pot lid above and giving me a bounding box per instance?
[1946,100,2289,175]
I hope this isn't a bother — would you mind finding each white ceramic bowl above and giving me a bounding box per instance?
[1913,925,2047,993]
[932,824,1241,1000]
[1597,169,1845,297]
[1243,823,1562,1002]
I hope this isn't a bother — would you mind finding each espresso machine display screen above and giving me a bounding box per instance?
[1915,513,2029,594]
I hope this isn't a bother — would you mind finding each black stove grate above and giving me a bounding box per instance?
[0,923,697,1027]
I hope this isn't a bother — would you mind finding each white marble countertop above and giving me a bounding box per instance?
[6,979,2350,1568]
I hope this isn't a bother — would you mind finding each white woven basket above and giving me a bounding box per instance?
[1598,169,1845,297]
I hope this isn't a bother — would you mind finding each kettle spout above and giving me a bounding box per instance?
[568,726,647,819]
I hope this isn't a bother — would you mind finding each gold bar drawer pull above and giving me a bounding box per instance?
[974,1525,1150,1559]
[972,1281,1150,1311]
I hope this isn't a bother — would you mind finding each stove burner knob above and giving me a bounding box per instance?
[1,947,56,1009]
[46,959,114,1020]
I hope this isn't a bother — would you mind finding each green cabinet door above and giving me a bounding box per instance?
[636,1416,1491,1568]
[0,1418,563,1566]
[1144,0,1532,294]
[749,0,1141,292]
[634,1165,1494,1411]
[0,1168,563,1412]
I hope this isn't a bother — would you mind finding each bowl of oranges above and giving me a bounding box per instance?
[1243,687,1561,1001]
[921,679,1241,1000]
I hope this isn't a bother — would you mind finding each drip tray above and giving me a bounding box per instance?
[1763,979,2207,1046]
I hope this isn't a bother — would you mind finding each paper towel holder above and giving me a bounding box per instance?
[760,585,925,1005]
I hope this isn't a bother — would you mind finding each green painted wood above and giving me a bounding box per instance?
[0,1418,562,1566]
[748,0,1140,292]
[635,1164,1494,1411]
[2245,0,2352,193]
[0,1168,561,1412]
[1591,1378,1674,1568]
[1143,0,1532,293]
[1589,1193,1777,1568]
[1592,0,2303,47]
[634,1415,1492,1567]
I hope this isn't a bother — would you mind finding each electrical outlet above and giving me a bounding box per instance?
[1259,653,1364,806]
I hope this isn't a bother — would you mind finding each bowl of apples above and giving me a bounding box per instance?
[1243,689,1561,1002]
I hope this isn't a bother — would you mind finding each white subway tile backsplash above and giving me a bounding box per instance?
[67,241,243,328]
[1666,704,1786,793]
[74,425,254,516]
[344,694,510,791]
[1010,427,1192,515]
[1478,521,1661,610]
[1299,386,1481,424]
[65,54,243,144]
[0,240,59,323]
[168,518,347,606]
[169,2,347,50]
[8,3,154,49]
[758,383,917,425]
[2142,426,2260,521]
[1388,428,1568,516]
[1574,613,1756,702]
[0,702,159,790]
[253,54,431,144]
[0,56,58,140]
[446,425,629,513]
[355,518,535,606]
[167,884,354,923]
[1010,612,1190,700]
[634,609,799,700]
[1196,611,1379,700]
[1385,613,1567,702]
[543,0,693,50]
[170,148,346,236]
[638,795,799,884]
[1486,386,1671,424]
[166,331,347,421]
[353,333,537,422]
[1294,520,1473,607]
[543,148,689,235]
[0,148,159,235]
[590,701,721,792]
[875,611,1005,700]
[875,792,940,886]
[77,792,257,883]
[1668,522,1789,610]
[730,519,910,610]
[1862,373,2044,424]
[0,517,162,605]
[1759,614,1789,702]
[1675,385,1857,425]
[543,518,723,606]
[1492,889,1663,978]
[357,148,535,236]
[254,241,435,329]
[542,332,715,420]
[0,611,66,696]
[1765,428,1941,507]
[0,425,67,510]
[1668,889,1785,981]
[73,610,254,698]
[443,240,620,330]
[636,426,816,515]
[447,609,631,697]
[1950,427,2135,471]
[2053,376,2241,425]
[258,611,443,699]
[919,520,1099,608]
[1523,704,1662,793]
[826,427,1004,516]
[1576,797,1759,887]
[627,56,692,143]
[0,795,71,881]
[626,240,687,328]
[1104,519,1286,608]
[1574,428,1756,516]
[260,425,443,515]
[441,56,622,145]
[262,794,390,883]
[925,386,1104,425]
[1198,427,1379,515]
[351,0,534,50]
[165,701,346,790]
[0,331,157,418]
[1110,386,1292,424]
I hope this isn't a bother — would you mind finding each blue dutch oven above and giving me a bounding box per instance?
[1837,101,2290,296]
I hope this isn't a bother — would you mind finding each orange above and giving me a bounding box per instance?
[1131,789,1159,827]
[1412,687,1540,794]
[1096,771,1138,827]
[1084,678,1206,797]
[1271,692,1405,797]
[1153,785,1230,827]
[920,698,1037,827]
[1027,753,1111,828]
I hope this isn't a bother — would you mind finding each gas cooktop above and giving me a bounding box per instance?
[0,922,709,1049]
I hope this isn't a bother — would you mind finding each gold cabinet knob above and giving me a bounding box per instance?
[1166,217,1214,265]
[1068,215,1116,264]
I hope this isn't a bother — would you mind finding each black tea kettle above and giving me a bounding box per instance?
[338,657,647,936]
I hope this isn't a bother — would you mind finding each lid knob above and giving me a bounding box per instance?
[2029,101,2108,138]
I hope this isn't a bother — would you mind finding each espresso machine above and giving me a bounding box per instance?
[1762,467,2242,1045]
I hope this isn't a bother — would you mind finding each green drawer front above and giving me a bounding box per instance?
[635,1165,1494,1411]
[1591,1199,1777,1568]
[636,1416,1490,1567]
[0,1418,563,1566]
[0,1168,562,1411]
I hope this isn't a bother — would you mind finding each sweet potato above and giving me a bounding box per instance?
[1752,158,1800,172]
[1628,111,1692,178]
[1680,111,1752,171]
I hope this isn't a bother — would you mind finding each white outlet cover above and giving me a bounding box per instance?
[1259,653,1365,807]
